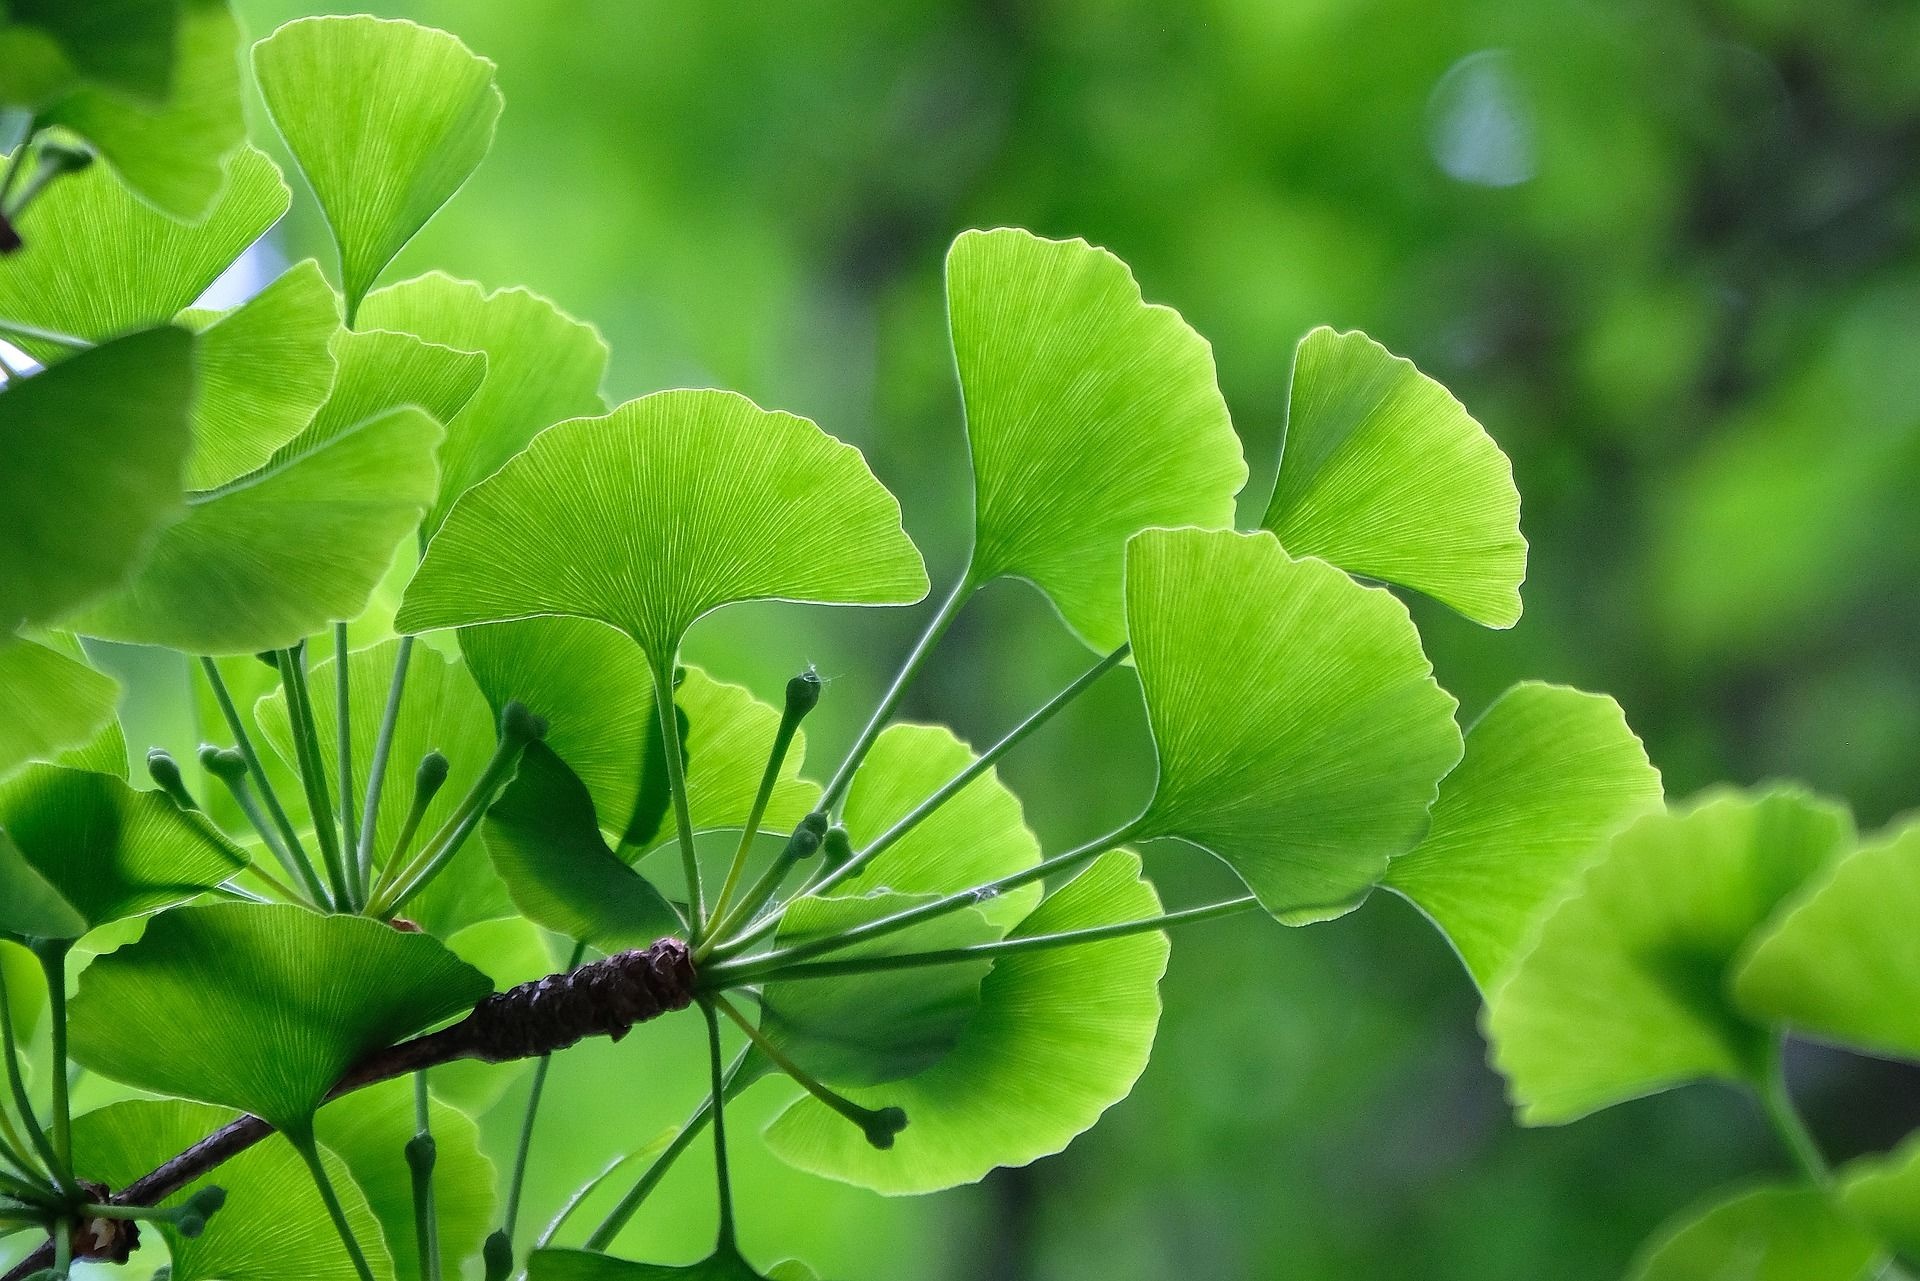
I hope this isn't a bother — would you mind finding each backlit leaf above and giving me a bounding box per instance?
[0,637,120,779]
[948,228,1246,650]
[1261,326,1526,628]
[1488,788,1853,1125]
[1838,1133,1920,1263]
[0,761,245,938]
[1386,682,1662,993]
[180,258,341,490]
[74,1097,395,1281]
[4,0,179,102]
[400,389,927,662]
[531,1246,813,1281]
[1735,815,1920,1062]
[71,407,443,654]
[0,144,286,362]
[254,16,502,312]
[764,850,1166,1193]
[1625,1183,1880,1281]
[359,272,610,532]
[0,326,196,632]
[68,901,491,1137]
[1128,527,1462,923]
[273,325,485,459]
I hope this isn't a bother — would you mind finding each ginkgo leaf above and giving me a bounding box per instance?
[272,325,485,460]
[1386,682,1663,994]
[530,1246,814,1281]
[316,1077,497,1280]
[1625,1183,1881,1281]
[831,721,1041,930]
[1838,1133,1920,1262]
[70,406,443,654]
[5,0,179,102]
[255,637,508,935]
[0,636,120,779]
[948,228,1246,650]
[180,258,341,490]
[0,762,245,938]
[75,1097,396,1281]
[1261,326,1527,628]
[1735,816,1920,1062]
[0,326,196,633]
[1487,788,1853,1125]
[484,739,682,950]
[1127,528,1463,924]
[359,272,610,532]
[0,145,286,362]
[761,891,999,1086]
[41,0,247,219]
[69,901,492,1138]
[764,849,1167,1194]
[399,390,928,663]
[253,16,502,312]
[461,623,817,850]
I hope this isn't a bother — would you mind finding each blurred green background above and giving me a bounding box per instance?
[119,1,1920,1276]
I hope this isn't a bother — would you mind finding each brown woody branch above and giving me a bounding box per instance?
[2,939,696,1281]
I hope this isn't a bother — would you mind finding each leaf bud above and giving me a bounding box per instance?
[499,699,548,745]
[820,826,853,870]
[482,1228,514,1281]
[782,811,831,861]
[197,744,248,783]
[414,750,451,804]
[146,749,197,809]
[859,1105,908,1150]
[785,666,823,720]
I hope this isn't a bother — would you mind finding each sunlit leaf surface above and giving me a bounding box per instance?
[0,637,120,779]
[1625,1183,1880,1281]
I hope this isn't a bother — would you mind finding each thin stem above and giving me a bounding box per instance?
[371,730,535,919]
[408,1072,442,1281]
[817,574,974,813]
[32,945,69,1174]
[294,1135,378,1281]
[0,1168,56,1208]
[0,318,86,350]
[334,624,359,908]
[212,769,326,907]
[201,657,327,902]
[702,841,802,951]
[736,823,1138,973]
[501,941,585,1244]
[581,1049,753,1252]
[652,657,706,943]
[51,1215,69,1279]
[700,1002,737,1251]
[713,996,903,1150]
[0,958,68,1195]
[1760,1041,1829,1186]
[703,690,812,954]
[357,636,414,900]
[278,647,350,909]
[807,642,1130,902]
[234,858,304,905]
[713,894,1257,988]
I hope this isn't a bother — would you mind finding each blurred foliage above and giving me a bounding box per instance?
[84,0,1920,1276]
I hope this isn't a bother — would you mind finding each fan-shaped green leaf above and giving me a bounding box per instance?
[831,722,1041,929]
[400,390,927,660]
[1261,326,1526,628]
[274,325,485,460]
[1838,1133,1920,1262]
[484,739,681,950]
[0,145,286,362]
[71,407,443,654]
[0,762,244,938]
[4,0,178,102]
[0,326,196,633]
[359,272,610,532]
[1487,788,1853,1125]
[41,0,246,219]
[761,891,999,1086]
[462,624,817,849]
[74,1097,394,1281]
[1625,1184,1880,1281]
[0,637,120,779]
[1735,816,1920,1061]
[68,901,491,1138]
[531,1247,813,1281]
[1128,527,1462,924]
[1386,682,1662,993]
[316,1077,497,1280]
[948,228,1246,650]
[764,849,1166,1193]
[253,16,501,313]
[180,259,341,490]
[1,939,43,1042]
[254,637,506,935]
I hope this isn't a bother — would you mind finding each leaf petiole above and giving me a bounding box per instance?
[333,624,360,906]
[1758,1039,1829,1187]
[356,636,414,904]
[407,1071,442,1281]
[200,658,329,904]
[277,645,351,909]
[712,996,904,1151]
[292,1135,378,1281]
[652,657,707,943]
[0,955,70,1197]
